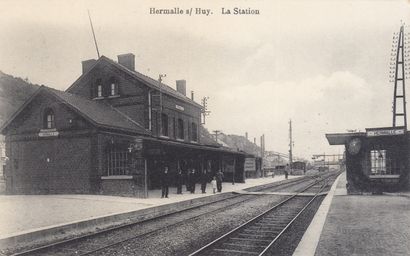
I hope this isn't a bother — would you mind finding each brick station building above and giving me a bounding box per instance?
[1,54,248,197]
[326,126,409,194]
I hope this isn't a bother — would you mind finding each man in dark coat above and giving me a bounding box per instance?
[200,169,208,193]
[186,168,192,192]
[176,168,183,194]
[216,170,224,192]
[189,169,197,193]
[161,166,170,198]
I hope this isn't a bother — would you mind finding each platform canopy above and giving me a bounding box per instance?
[326,127,407,145]
[325,132,365,145]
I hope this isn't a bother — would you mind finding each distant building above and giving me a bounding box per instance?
[1,54,248,196]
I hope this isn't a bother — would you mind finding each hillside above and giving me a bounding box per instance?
[0,71,39,127]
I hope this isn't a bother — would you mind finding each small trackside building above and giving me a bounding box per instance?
[1,54,249,197]
[326,126,409,194]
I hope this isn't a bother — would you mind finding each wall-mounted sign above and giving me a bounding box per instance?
[366,128,405,137]
[244,158,256,172]
[175,105,184,111]
[133,138,144,151]
[39,129,59,137]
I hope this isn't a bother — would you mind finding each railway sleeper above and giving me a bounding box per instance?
[230,237,271,242]
[218,244,265,253]
[213,248,260,255]
[222,243,267,249]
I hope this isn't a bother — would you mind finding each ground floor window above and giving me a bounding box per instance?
[369,149,403,175]
[370,150,386,175]
[107,148,131,176]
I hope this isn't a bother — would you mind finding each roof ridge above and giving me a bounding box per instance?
[101,56,202,108]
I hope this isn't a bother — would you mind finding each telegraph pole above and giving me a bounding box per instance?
[289,120,293,171]
[260,134,265,177]
[213,130,221,143]
[391,24,408,128]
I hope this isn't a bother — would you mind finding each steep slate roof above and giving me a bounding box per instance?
[48,87,150,134]
[67,56,203,109]
[200,126,220,147]
[1,86,150,135]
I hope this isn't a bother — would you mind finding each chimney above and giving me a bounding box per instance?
[176,80,186,96]
[191,91,194,100]
[82,59,96,74]
[254,138,256,145]
[117,53,135,71]
[245,132,248,140]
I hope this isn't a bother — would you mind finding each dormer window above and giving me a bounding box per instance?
[94,79,103,98]
[110,83,117,96]
[109,77,118,96]
[97,84,103,97]
[43,109,55,129]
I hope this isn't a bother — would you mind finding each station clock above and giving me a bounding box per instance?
[347,138,361,155]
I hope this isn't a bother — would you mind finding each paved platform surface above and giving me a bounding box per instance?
[0,175,293,238]
[294,172,410,256]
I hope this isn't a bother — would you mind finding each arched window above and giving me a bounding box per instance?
[43,109,55,129]
[161,113,169,136]
[191,122,198,141]
[97,85,103,97]
[109,77,118,96]
[95,79,103,98]
[177,118,184,139]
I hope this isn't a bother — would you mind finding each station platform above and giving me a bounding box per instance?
[0,175,295,251]
[294,172,410,256]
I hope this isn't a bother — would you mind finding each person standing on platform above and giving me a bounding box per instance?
[216,169,224,193]
[161,166,169,198]
[200,169,208,193]
[190,169,196,193]
[211,176,217,194]
[176,168,183,194]
[186,168,192,192]
[185,168,190,192]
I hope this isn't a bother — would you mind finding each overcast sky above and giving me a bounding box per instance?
[1,0,410,159]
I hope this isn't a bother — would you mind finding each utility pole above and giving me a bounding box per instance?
[158,74,166,136]
[213,130,221,143]
[289,119,293,171]
[391,24,408,129]
[201,97,211,124]
[260,134,265,177]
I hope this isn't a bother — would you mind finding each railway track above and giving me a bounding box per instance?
[189,173,338,256]
[7,173,334,256]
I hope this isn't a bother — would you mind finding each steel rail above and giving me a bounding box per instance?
[77,176,320,256]
[188,172,339,256]
[258,176,332,255]
[9,175,315,256]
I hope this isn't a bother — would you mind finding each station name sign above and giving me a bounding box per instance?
[244,158,256,172]
[366,128,405,137]
[39,129,59,137]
